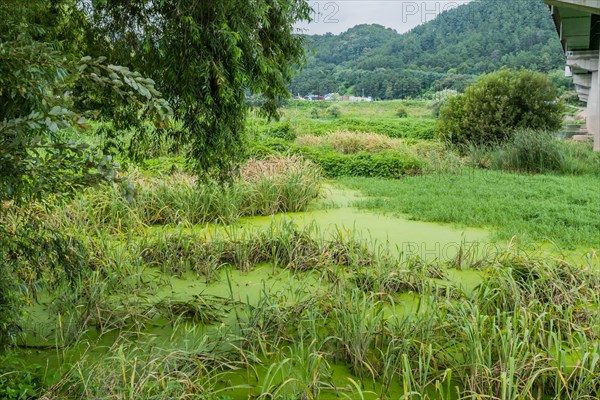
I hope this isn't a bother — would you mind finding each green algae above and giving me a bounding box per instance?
[242,207,488,261]
[12,185,597,398]
[157,263,326,306]
[8,186,490,396]
[147,184,491,263]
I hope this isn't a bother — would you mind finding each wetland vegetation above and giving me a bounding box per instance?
[2,98,599,399]
[2,1,600,399]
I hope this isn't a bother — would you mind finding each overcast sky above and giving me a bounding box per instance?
[295,0,473,35]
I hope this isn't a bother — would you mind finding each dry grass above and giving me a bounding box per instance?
[239,155,319,182]
[296,131,404,154]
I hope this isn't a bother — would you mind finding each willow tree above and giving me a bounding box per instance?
[87,0,311,178]
[1,0,311,201]
[0,0,173,202]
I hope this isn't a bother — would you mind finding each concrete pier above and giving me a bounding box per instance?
[591,54,600,150]
[545,0,600,150]
[567,50,600,150]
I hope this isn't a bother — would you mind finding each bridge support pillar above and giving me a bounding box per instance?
[567,50,599,151]
[593,51,600,151]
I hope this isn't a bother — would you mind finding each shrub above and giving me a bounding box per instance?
[264,122,296,141]
[310,108,320,119]
[326,105,341,118]
[437,69,563,146]
[247,137,291,158]
[396,105,408,118]
[297,147,423,178]
[0,357,43,399]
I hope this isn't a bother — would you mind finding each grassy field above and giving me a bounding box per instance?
[3,100,600,399]
[249,100,437,139]
[341,171,600,250]
[281,99,435,119]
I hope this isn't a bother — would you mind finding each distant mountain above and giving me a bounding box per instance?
[290,0,565,99]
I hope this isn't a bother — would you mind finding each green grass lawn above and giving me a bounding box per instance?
[340,170,600,249]
[248,100,438,139]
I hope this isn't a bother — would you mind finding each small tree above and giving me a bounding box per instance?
[326,105,341,118]
[436,69,563,146]
[396,105,409,118]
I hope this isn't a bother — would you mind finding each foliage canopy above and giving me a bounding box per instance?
[88,0,311,178]
[436,69,563,146]
[0,0,311,203]
[0,0,173,202]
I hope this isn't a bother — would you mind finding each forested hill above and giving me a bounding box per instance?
[289,0,565,99]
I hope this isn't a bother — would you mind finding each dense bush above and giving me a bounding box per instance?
[246,137,291,159]
[0,357,42,399]
[250,133,431,178]
[326,105,341,118]
[396,105,408,118]
[297,147,423,178]
[437,69,563,146]
[263,122,297,141]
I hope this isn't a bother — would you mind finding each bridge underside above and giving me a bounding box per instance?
[546,0,600,150]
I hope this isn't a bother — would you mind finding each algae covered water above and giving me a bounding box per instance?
[8,186,598,399]
[11,187,491,398]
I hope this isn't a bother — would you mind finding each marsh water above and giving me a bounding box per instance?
[10,185,590,398]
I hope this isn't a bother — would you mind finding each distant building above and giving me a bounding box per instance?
[304,94,323,101]
[339,96,372,102]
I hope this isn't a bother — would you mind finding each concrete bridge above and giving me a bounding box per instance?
[545,0,600,150]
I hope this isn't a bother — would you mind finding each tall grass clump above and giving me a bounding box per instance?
[468,129,600,175]
[60,156,322,232]
[239,155,322,214]
[487,129,565,173]
[134,174,240,225]
[41,333,252,399]
[136,218,383,277]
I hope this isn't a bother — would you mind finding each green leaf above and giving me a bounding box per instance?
[48,106,62,116]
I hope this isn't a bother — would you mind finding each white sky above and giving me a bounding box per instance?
[295,0,473,35]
